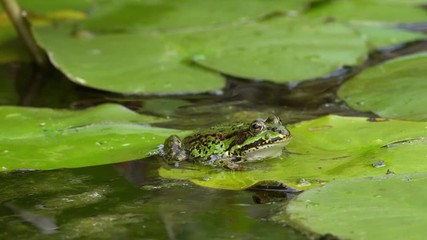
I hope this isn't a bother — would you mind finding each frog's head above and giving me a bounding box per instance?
[236,116,291,161]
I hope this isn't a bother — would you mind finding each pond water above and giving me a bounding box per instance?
[1,40,426,239]
[0,160,305,239]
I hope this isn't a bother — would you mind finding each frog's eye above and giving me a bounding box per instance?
[266,116,281,124]
[251,122,264,132]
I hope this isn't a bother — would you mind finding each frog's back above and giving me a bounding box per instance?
[182,124,246,160]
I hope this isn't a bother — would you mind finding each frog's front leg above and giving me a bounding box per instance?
[224,161,244,171]
[163,135,187,166]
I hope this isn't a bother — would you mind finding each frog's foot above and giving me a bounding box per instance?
[222,161,244,171]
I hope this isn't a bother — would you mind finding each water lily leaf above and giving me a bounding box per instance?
[26,0,312,94]
[0,104,186,171]
[352,25,427,49]
[177,18,368,83]
[277,172,427,239]
[338,52,427,121]
[82,0,310,31]
[28,0,371,94]
[160,115,427,190]
[306,0,427,24]
[33,25,225,94]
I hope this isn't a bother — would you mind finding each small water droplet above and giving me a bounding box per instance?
[1,166,8,170]
[356,100,365,105]
[372,160,385,168]
[193,54,206,61]
[297,178,311,187]
[403,176,412,182]
[90,49,101,55]
[3,150,9,154]
[95,142,103,146]
[39,122,46,127]
[89,192,101,198]
[306,55,321,62]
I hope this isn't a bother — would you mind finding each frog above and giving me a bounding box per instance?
[162,115,291,170]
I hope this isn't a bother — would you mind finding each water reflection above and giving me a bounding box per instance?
[0,160,306,239]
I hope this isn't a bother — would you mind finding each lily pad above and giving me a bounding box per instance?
[27,0,372,94]
[278,172,427,239]
[338,52,427,121]
[306,0,427,24]
[0,104,187,171]
[177,18,368,83]
[82,0,311,31]
[33,25,225,94]
[352,25,427,49]
[160,115,427,190]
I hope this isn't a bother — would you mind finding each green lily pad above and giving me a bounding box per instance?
[306,0,427,24]
[177,18,368,83]
[27,0,372,94]
[33,25,225,94]
[352,25,427,49]
[82,0,310,31]
[0,104,187,171]
[278,172,427,239]
[160,115,427,190]
[338,52,427,121]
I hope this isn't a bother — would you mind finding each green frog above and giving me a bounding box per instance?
[162,116,291,170]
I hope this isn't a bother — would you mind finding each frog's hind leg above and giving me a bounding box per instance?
[163,135,187,166]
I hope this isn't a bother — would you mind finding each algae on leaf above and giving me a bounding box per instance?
[278,173,427,240]
[339,52,427,121]
[160,115,427,190]
[0,104,187,171]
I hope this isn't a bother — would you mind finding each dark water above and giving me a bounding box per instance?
[0,160,304,239]
[1,40,427,239]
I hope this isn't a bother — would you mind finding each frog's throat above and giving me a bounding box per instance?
[239,141,286,161]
